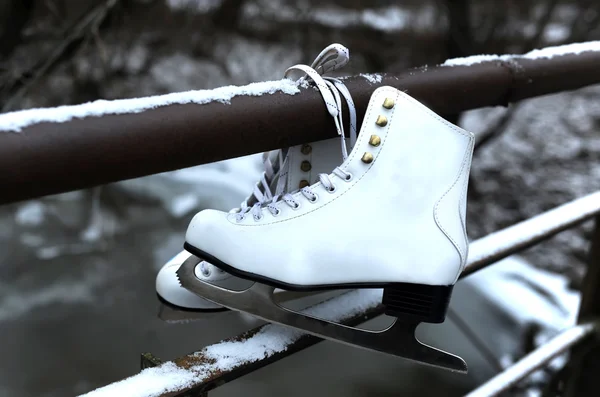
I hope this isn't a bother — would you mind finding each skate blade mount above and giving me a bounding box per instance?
[158,280,332,324]
[176,256,467,373]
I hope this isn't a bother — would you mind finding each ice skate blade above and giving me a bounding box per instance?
[176,256,467,373]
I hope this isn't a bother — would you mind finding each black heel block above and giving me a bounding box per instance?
[382,283,454,324]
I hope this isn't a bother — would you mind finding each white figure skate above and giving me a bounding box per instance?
[157,43,358,318]
[178,86,475,372]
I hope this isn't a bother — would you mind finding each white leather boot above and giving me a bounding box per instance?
[179,86,474,371]
[156,43,357,315]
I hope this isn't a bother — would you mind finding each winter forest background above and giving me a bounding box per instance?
[1,0,600,396]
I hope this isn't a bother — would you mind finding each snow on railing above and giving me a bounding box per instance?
[0,80,303,133]
[442,40,600,66]
[80,191,600,397]
[2,41,600,205]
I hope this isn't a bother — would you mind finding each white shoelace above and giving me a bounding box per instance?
[237,150,284,214]
[262,167,353,219]
[238,46,358,222]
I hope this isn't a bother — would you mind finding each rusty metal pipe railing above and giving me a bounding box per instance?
[1,48,600,205]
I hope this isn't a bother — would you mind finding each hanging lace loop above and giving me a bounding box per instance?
[309,43,350,75]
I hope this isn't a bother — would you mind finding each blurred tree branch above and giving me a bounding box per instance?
[0,0,35,59]
[43,0,67,22]
[469,0,562,156]
[1,0,119,112]
[522,0,559,52]
[442,0,472,126]
[445,0,474,58]
[476,1,507,49]
[473,105,519,153]
[211,0,246,31]
[568,0,600,43]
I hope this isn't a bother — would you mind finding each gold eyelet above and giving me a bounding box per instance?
[376,115,387,127]
[301,144,312,155]
[300,160,312,172]
[299,179,310,189]
[361,152,374,164]
[383,98,395,109]
[369,135,381,147]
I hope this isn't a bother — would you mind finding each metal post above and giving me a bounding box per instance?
[564,216,600,396]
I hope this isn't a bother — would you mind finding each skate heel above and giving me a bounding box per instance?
[382,283,454,324]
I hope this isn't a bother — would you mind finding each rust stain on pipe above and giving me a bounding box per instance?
[1,51,599,205]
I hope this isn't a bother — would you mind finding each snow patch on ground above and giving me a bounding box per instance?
[166,0,222,13]
[311,6,416,31]
[213,37,303,85]
[117,152,262,217]
[15,202,45,226]
[0,267,107,322]
[243,2,437,33]
[168,194,199,218]
[468,256,580,328]
[442,40,600,66]
[361,7,411,31]
[149,54,229,92]
[0,79,301,132]
[543,23,571,43]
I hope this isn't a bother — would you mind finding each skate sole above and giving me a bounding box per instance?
[184,242,454,324]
